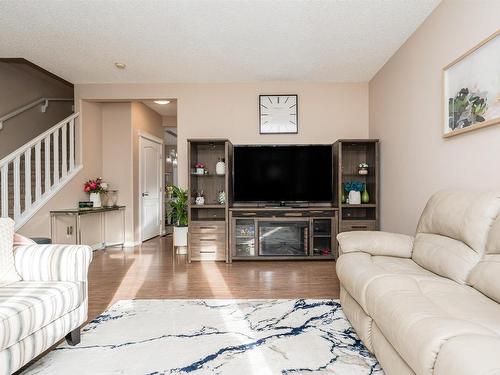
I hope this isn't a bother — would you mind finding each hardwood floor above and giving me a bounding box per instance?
[87,235,340,322]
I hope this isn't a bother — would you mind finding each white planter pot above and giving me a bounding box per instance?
[173,226,188,247]
[89,192,102,208]
[216,160,226,175]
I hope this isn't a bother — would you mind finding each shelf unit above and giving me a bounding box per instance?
[334,139,379,234]
[187,139,232,262]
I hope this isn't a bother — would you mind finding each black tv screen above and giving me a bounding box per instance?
[233,145,332,203]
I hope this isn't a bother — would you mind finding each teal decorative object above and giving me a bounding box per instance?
[361,187,370,204]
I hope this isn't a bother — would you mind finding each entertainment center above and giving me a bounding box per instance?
[187,139,379,263]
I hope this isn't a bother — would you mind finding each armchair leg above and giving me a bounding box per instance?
[65,328,81,346]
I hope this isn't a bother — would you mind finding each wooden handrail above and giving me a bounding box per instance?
[0,97,73,130]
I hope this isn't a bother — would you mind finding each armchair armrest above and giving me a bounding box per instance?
[13,244,93,282]
[337,231,414,258]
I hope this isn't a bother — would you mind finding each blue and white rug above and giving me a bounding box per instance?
[24,299,383,374]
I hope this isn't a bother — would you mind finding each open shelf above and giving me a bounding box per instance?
[190,204,226,209]
[341,204,377,208]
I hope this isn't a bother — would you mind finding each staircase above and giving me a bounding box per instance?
[0,113,82,230]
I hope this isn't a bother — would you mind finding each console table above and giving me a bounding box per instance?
[229,207,338,262]
[50,206,126,250]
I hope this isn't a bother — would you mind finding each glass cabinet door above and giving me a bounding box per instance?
[258,221,309,256]
[312,219,332,256]
[233,219,256,257]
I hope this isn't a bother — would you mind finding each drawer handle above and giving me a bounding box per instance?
[200,250,216,253]
[242,213,256,216]
[351,225,368,229]
[199,238,217,242]
[199,226,218,229]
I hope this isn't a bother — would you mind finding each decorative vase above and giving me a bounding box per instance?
[341,190,347,204]
[215,158,226,175]
[348,190,361,205]
[358,168,368,175]
[195,196,205,205]
[361,187,370,204]
[89,192,101,208]
[218,191,226,205]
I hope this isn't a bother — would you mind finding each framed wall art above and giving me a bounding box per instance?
[443,30,500,137]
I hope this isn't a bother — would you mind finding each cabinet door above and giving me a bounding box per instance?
[52,215,77,245]
[232,219,256,257]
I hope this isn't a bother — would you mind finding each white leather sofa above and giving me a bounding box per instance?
[0,243,92,374]
[337,190,500,375]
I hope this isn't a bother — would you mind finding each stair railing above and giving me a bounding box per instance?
[0,98,74,130]
[0,112,81,229]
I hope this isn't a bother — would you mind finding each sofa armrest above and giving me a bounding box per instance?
[13,244,93,282]
[337,231,414,258]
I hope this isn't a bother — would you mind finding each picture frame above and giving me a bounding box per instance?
[443,30,500,138]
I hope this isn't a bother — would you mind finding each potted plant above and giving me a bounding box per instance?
[167,185,188,249]
[84,177,107,208]
[195,162,205,175]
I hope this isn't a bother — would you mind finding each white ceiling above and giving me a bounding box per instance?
[142,100,177,116]
[0,0,440,84]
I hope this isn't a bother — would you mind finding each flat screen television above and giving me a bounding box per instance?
[233,145,332,203]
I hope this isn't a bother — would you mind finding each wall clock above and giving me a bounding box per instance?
[259,95,298,134]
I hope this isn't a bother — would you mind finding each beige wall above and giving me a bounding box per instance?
[101,103,134,243]
[0,62,74,158]
[131,102,163,241]
[162,115,177,127]
[75,82,369,188]
[369,0,500,234]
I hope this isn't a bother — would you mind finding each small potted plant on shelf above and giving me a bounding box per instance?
[358,162,369,175]
[167,185,188,251]
[83,177,107,208]
[195,162,205,175]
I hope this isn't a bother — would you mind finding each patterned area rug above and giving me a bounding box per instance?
[23,299,383,374]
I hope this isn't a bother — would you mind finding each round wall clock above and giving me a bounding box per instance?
[259,94,298,134]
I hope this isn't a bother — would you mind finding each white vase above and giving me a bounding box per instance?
[195,196,205,205]
[216,159,226,175]
[173,226,188,247]
[89,192,101,208]
[348,190,361,205]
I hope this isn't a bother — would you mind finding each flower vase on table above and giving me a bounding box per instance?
[84,177,107,208]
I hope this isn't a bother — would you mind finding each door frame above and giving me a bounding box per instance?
[138,131,164,242]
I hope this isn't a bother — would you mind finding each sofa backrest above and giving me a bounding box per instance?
[468,215,500,303]
[412,190,500,284]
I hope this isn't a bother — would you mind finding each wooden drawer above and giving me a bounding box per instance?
[341,220,377,232]
[189,233,225,261]
[190,221,226,234]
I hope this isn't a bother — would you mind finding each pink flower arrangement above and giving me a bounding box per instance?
[84,177,106,194]
[195,162,205,169]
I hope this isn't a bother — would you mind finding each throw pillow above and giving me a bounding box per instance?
[13,233,36,246]
[0,218,21,286]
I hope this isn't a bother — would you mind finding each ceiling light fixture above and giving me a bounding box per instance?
[114,62,126,69]
[154,100,170,105]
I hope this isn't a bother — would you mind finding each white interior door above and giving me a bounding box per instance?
[141,136,161,241]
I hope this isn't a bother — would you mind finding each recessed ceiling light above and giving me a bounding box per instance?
[154,100,170,105]
[114,62,126,69]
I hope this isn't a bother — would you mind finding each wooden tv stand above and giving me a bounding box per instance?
[228,207,338,262]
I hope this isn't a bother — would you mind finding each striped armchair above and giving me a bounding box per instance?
[0,244,92,375]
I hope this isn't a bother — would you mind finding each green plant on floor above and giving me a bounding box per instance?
[167,185,188,227]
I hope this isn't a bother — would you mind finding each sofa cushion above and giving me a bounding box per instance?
[412,233,479,284]
[0,218,21,287]
[413,190,500,284]
[365,275,500,375]
[0,281,83,351]
[415,190,500,253]
[337,252,439,313]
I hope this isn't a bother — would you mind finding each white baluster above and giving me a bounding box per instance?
[0,165,8,217]
[53,128,59,185]
[69,118,75,171]
[24,148,32,212]
[61,123,67,178]
[35,142,42,200]
[44,135,51,192]
[13,156,20,221]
